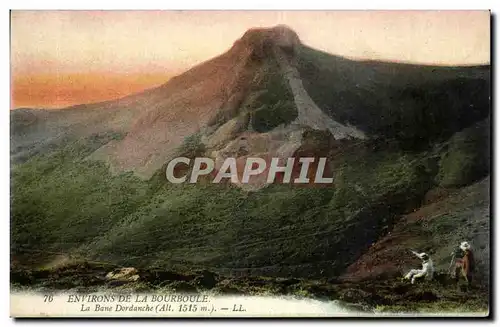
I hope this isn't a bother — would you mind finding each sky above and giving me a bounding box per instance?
[10,10,490,108]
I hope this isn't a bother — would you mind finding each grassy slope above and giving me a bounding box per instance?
[12,116,489,280]
[205,54,297,134]
[437,118,490,188]
[244,54,298,132]
[296,46,490,149]
[341,176,490,280]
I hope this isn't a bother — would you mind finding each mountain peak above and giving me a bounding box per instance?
[232,25,301,59]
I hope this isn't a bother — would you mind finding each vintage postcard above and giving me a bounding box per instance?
[9,10,491,318]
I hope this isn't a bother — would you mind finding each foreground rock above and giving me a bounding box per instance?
[105,267,140,282]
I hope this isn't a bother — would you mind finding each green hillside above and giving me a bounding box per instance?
[12,116,490,279]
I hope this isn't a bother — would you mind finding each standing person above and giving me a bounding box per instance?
[404,250,435,284]
[453,241,475,285]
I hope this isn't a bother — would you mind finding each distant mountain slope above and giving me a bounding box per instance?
[297,46,490,147]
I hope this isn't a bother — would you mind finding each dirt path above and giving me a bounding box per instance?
[274,48,366,140]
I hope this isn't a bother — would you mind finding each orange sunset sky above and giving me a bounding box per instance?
[11,10,490,109]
